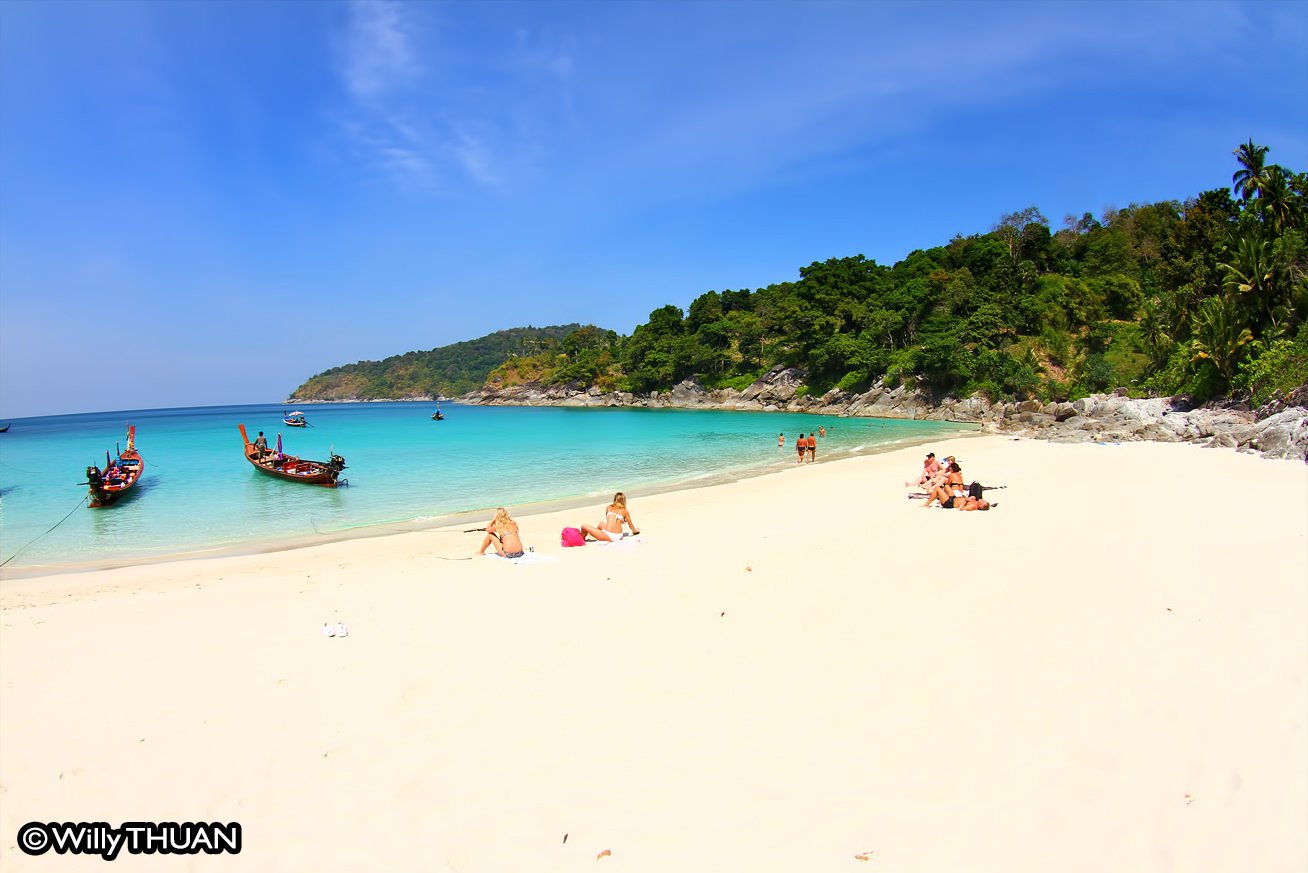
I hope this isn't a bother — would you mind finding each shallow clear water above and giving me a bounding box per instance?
[0,402,973,571]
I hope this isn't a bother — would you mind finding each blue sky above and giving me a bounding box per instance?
[1,0,1305,418]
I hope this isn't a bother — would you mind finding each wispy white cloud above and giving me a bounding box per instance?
[341,0,421,98]
[451,126,501,188]
[332,2,577,196]
[334,0,445,193]
[572,1,1254,206]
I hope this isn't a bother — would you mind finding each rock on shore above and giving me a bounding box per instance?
[463,367,1308,461]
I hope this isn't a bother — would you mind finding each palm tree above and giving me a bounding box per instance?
[1191,295,1254,384]
[1255,166,1299,233]
[1139,298,1173,365]
[1232,139,1270,202]
[1220,231,1285,335]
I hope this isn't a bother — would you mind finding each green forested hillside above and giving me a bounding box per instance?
[492,141,1307,405]
[297,141,1306,407]
[289,325,584,400]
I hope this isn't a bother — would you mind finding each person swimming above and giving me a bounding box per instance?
[580,492,641,542]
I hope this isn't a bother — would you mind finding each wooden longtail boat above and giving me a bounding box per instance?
[86,425,144,507]
[239,424,346,486]
[283,410,308,427]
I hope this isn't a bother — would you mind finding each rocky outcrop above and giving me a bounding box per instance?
[991,390,1307,461]
[464,374,1308,462]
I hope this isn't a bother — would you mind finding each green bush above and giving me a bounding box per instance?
[706,372,761,392]
[1235,324,1308,405]
[836,371,869,392]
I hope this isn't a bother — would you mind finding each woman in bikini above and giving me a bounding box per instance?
[908,452,941,487]
[924,462,966,508]
[478,507,526,557]
[581,492,641,543]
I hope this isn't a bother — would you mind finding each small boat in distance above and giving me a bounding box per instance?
[0,424,8,433]
[86,425,144,507]
[239,424,346,486]
[283,410,308,427]
[432,402,444,421]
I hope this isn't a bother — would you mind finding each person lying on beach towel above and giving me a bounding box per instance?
[580,492,641,543]
[477,507,527,558]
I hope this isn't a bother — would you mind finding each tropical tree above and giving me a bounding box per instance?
[1232,139,1270,201]
[1220,232,1286,335]
[1255,165,1298,233]
[1191,295,1254,384]
[1138,297,1173,365]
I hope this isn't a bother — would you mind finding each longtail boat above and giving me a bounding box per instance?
[239,424,346,486]
[283,410,308,427]
[86,425,144,507]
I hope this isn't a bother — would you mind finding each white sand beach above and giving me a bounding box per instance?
[1,435,1305,872]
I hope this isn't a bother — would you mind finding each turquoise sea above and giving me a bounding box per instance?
[0,403,975,573]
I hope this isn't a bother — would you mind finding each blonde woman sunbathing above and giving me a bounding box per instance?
[478,507,526,558]
[581,492,641,542]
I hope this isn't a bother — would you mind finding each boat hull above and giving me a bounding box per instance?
[87,427,143,508]
[238,424,345,486]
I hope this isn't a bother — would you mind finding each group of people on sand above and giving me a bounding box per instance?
[475,442,989,558]
[477,492,640,558]
[780,426,826,464]
[908,451,993,511]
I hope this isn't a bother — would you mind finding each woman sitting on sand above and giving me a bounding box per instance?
[924,462,966,508]
[581,492,641,542]
[922,454,956,493]
[907,452,942,487]
[478,507,526,558]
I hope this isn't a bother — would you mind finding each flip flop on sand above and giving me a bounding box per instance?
[335,623,349,638]
[322,622,336,638]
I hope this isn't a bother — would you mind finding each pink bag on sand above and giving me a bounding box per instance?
[561,527,586,547]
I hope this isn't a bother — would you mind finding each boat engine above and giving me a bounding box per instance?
[329,454,347,471]
[85,465,106,502]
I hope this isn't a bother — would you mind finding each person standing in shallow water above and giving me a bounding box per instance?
[818,425,826,439]
[796,432,806,464]
[778,433,784,449]
[806,432,817,463]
